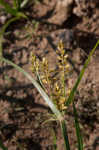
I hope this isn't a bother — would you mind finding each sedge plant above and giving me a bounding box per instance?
[30,40,71,112]
[0,18,99,149]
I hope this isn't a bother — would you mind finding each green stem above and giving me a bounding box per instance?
[60,120,71,150]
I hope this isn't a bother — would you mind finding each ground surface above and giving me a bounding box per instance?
[0,0,99,150]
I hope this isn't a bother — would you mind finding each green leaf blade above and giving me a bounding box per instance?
[73,102,83,150]
[0,0,18,16]
[0,0,27,17]
[61,120,71,150]
[65,40,99,107]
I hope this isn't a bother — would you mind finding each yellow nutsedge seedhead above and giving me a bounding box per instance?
[57,40,66,56]
[65,64,70,70]
[41,57,49,76]
[35,60,40,72]
[56,96,67,111]
[30,40,71,112]
[64,54,68,59]
[41,57,50,79]
[66,89,71,96]
[42,78,48,84]
[42,57,48,67]
[57,41,69,66]
[60,104,67,111]
[52,83,68,111]
[31,53,40,73]
[57,42,70,75]
[59,97,66,105]
[54,83,61,95]
[58,40,64,51]
[55,82,59,91]
[31,53,36,64]
[31,53,36,72]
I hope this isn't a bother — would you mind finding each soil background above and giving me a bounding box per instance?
[0,0,99,150]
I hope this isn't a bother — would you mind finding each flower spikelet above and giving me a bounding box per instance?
[31,52,40,73]
[30,40,71,111]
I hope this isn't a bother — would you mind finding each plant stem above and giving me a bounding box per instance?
[60,120,71,150]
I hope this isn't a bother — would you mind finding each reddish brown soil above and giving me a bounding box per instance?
[0,0,99,150]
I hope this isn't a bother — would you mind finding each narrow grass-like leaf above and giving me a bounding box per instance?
[0,139,8,150]
[73,102,83,150]
[61,120,70,150]
[13,0,27,11]
[20,0,29,8]
[52,129,58,150]
[65,40,99,106]
[0,15,28,58]
[0,0,27,17]
[16,0,21,10]
[0,57,63,121]
[0,16,22,58]
[0,0,18,16]
[0,16,21,36]
[13,0,17,9]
